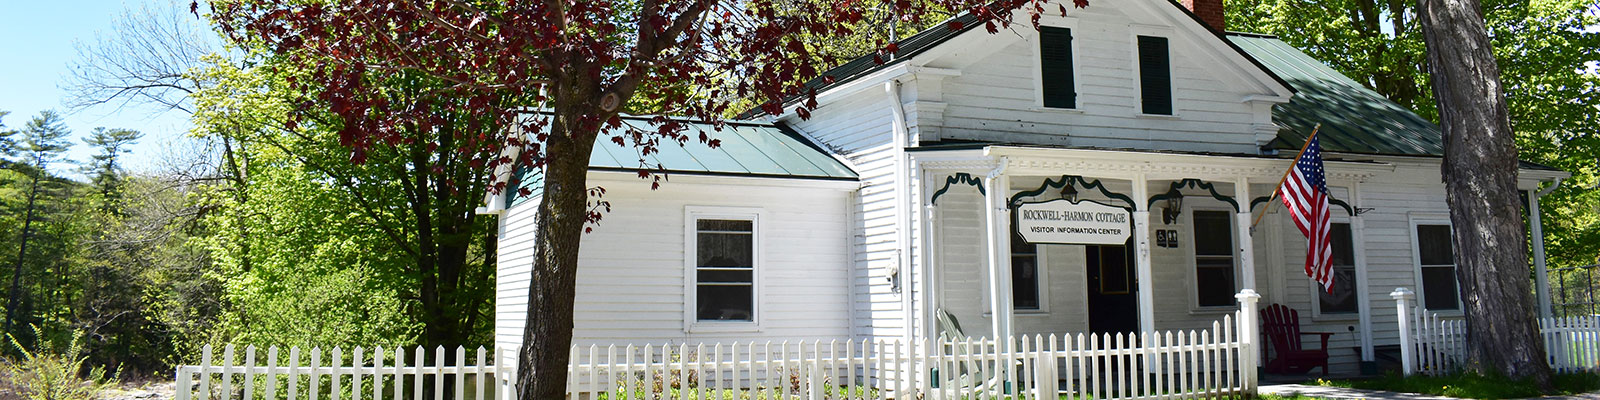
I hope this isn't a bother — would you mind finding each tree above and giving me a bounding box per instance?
[210,0,1079,397]
[1418,0,1555,388]
[82,128,146,212]
[1227,0,1600,272]
[66,0,501,350]
[0,112,16,158]
[5,111,74,334]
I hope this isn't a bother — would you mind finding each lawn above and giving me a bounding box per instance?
[1309,372,1600,399]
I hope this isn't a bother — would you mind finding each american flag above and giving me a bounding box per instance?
[1279,133,1334,292]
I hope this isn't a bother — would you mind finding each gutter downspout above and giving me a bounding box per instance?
[886,79,917,346]
[1532,178,1563,318]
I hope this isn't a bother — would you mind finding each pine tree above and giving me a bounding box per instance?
[4,110,73,333]
[81,127,144,213]
[0,111,17,158]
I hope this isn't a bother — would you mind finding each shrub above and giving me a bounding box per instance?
[1,326,119,400]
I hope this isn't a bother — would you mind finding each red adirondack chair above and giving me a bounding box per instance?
[1260,304,1333,375]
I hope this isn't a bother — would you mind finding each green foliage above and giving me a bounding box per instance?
[1311,372,1600,399]
[1,325,119,400]
[0,106,215,375]
[1227,0,1600,269]
[80,127,144,211]
[186,44,495,350]
[198,162,421,347]
[0,111,17,157]
[17,111,74,167]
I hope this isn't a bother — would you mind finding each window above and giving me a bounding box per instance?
[1193,210,1236,307]
[1010,228,1042,311]
[1039,26,1077,109]
[1317,223,1359,315]
[1136,35,1172,115]
[693,218,756,322]
[1416,224,1460,310]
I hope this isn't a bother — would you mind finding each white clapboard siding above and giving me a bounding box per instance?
[920,3,1277,155]
[174,346,514,400]
[495,173,855,349]
[1394,293,1600,376]
[788,88,905,341]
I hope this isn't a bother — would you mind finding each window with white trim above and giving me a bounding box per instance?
[1010,226,1043,311]
[1317,223,1359,315]
[1039,26,1077,109]
[693,218,756,322]
[1193,210,1237,307]
[1416,224,1460,310]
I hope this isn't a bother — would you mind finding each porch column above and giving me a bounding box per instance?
[984,172,1014,339]
[1235,177,1257,291]
[1133,174,1155,334]
[1530,187,1554,319]
[1352,183,1376,362]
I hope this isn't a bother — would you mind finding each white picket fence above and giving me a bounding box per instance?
[174,345,516,400]
[564,319,1259,400]
[176,291,1261,400]
[1392,288,1600,376]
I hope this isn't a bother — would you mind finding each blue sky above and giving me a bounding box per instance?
[1,0,193,177]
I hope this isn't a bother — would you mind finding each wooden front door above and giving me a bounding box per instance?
[1086,242,1140,334]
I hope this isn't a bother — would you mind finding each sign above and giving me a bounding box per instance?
[1015,200,1131,245]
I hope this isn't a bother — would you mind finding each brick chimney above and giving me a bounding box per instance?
[1182,0,1226,32]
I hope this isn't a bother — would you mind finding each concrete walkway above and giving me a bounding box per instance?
[1260,384,1459,399]
[1260,384,1600,400]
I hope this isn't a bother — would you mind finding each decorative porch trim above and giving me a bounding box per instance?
[985,146,1390,182]
[929,172,985,205]
[1149,178,1239,212]
[1007,175,1137,210]
[1250,194,1356,216]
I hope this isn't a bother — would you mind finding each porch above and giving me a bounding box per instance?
[915,145,1390,342]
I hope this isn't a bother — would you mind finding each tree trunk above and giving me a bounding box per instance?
[1418,0,1555,388]
[5,170,43,333]
[516,100,601,400]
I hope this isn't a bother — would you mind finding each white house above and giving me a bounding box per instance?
[485,0,1569,376]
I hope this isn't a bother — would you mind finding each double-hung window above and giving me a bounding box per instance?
[692,216,757,322]
[1039,26,1077,109]
[1416,224,1460,310]
[1317,223,1359,315]
[1193,210,1237,307]
[1010,227,1043,311]
[1136,35,1173,115]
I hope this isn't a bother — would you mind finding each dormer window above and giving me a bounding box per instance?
[1137,35,1173,115]
[1039,26,1077,109]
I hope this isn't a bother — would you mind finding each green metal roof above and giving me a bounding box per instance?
[506,117,857,206]
[1227,33,1445,156]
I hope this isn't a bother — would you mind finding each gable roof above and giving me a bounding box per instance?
[1227,33,1445,156]
[739,0,1293,119]
[506,117,858,206]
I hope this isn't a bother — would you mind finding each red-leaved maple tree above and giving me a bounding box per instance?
[210,0,1083,397]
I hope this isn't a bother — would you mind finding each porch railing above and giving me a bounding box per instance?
[1393,288,1600,376]
[176,291,1261,400]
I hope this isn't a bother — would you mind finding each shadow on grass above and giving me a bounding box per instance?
[1308,372,1600,399]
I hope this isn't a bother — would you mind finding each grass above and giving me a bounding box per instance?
[1308,372,1600,399]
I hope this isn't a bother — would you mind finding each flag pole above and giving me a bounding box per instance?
[1250,123,1321,228]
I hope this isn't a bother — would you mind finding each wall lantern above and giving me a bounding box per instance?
[1162,189,1184,224]
[1061,182,1079,202]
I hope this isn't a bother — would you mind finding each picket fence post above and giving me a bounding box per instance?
[1235,289,1261,392]
[1392,288,1416,376]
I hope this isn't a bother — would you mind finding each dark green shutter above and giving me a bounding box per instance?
[1138,35,1172,115]
[1040,27,1076,109]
